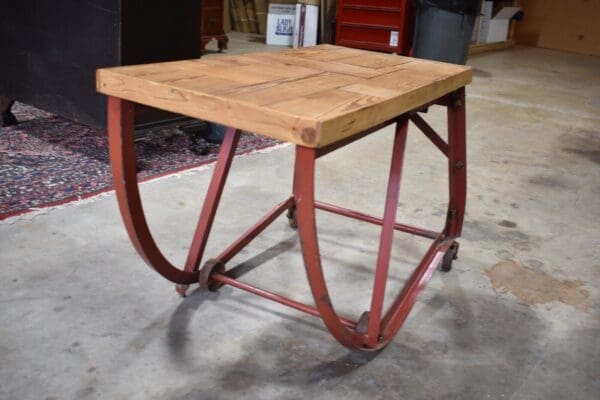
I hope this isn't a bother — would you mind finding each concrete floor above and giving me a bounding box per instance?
[1,34,599,399]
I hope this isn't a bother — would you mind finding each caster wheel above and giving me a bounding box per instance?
[199,259,225,291]
[440,241,459,272]
[286,205,298,229]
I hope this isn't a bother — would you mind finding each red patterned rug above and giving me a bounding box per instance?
[0,103,279,220]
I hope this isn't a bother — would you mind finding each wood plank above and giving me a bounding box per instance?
[97,45,472,148]
[279,45,366,61]
[514,0,600,56]
[243,52,386,79]
[334,54,414,69]
[319,70,472,147]
[229,0,241,31]
[194,63,320,85]
[254,0,268,34]
[236,0,250,32]
[223,0,231,32]
[469,40,516,55]
[340,83,401,99]
[220,73,360,105]
[160,75,253,95]
[245,0,258,33]
[267,88,384,119]
[97,69,319,144]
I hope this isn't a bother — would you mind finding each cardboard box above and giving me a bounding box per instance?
[266,3,296,46]
[478,1,521,43]
[477,1,493,44]
[293,3,319,48]
[267,2,319,47]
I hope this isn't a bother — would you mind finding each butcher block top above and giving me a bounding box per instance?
[97,45,472,148]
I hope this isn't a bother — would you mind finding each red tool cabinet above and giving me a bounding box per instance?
[335,0,414,55]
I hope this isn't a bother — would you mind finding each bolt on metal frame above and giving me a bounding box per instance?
[107,87,467,351]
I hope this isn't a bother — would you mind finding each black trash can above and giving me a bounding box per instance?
[413,0,482,65]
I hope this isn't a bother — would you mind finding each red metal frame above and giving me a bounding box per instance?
[106,87,467,351]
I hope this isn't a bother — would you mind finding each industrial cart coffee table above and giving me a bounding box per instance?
[97,45,471,351]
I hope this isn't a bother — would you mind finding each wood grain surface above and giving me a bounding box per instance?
[97,45,472,148]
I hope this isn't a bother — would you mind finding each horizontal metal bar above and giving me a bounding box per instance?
[337,39,398,52]
[212,273,358,329]
[217,196,295,263]
[314,201,439,240]
[342,5,402,13]
[340,22,401,31]
[409,114,449,157]
[380,236,451,338]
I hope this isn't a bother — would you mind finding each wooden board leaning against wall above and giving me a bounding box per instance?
[513,0,600,57]
[227,0,269,34]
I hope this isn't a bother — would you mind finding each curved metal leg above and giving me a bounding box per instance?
[293,108,467,350]
[380,90,467,340]
[294,144,366,350]
[107,97,239,286]
[379,237,452,339]
[294,117,411,350]
[445,87,467,238]
[365,116,409,348]
[176,122,240,296]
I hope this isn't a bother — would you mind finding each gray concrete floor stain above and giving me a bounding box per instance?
[463,219,535,252]
[528,174,572,189]
[498,219,517,228]
[486,259,590,309]
[560,128,600,165]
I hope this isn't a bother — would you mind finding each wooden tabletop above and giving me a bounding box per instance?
[97,45,472,148]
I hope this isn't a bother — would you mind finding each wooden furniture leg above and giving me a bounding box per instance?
[0,97,16,127]
[217,35,229,52]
